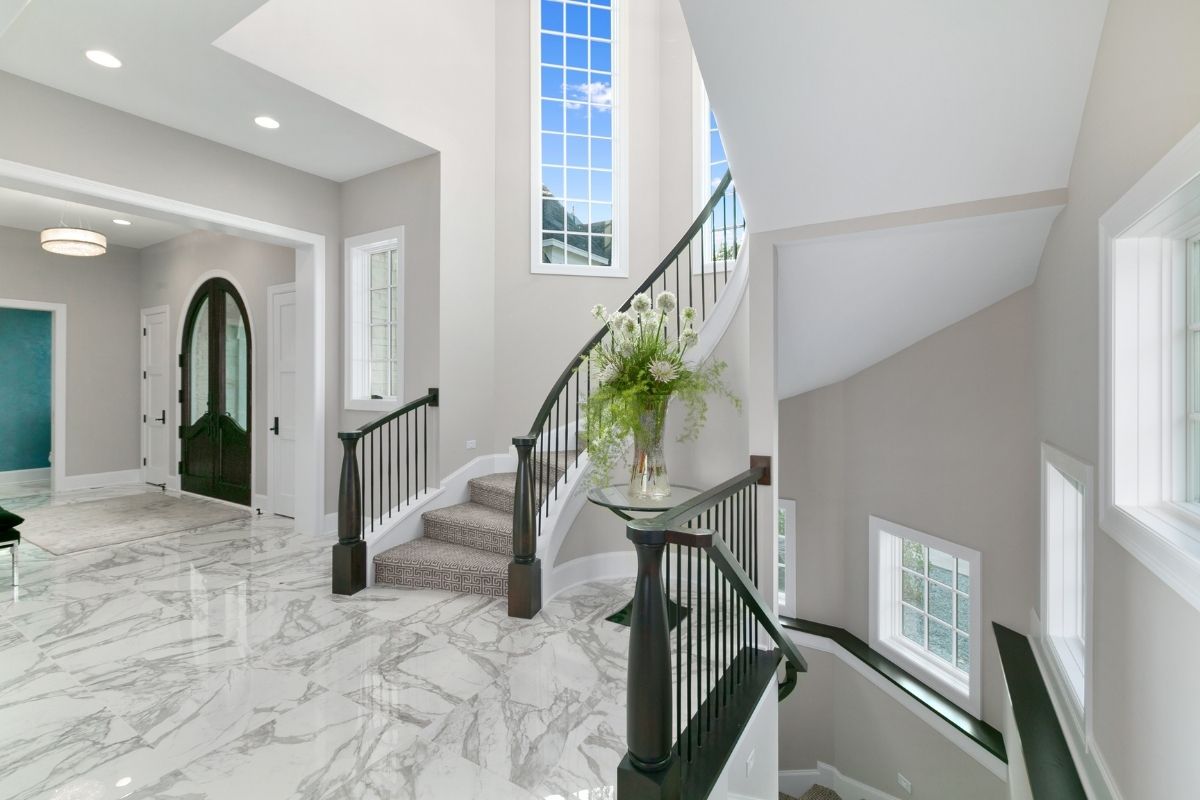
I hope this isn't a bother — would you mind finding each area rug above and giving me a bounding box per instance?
[19,492,251,555]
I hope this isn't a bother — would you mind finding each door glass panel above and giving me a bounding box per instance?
[189,298,209,424]
[224,294,249,429]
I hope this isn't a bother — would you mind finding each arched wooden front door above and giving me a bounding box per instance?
[181,278,252,505]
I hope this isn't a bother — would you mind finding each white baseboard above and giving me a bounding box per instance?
[544,550,638,602]
[780,763,899,800]
[58,469,142,492]
[0,467,50,486]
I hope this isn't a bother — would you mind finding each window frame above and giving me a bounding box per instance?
[343,227,405,412]
[1039,442,1093,720]
[869,515,983,717]
[777,497,797,617]
[1099,128,1200,615]
[692,71,744,274]
[530,0,629,278]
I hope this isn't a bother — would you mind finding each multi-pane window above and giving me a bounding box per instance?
[899,538,972,675]
[345,228,404,411]
[367,248,401,399]
[1042,443,1091,710]
[778,498,796,615]
[535,0,618,273]
[870,516,981,715]
[697,86,745,267]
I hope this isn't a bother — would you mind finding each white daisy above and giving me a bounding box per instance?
[649,359,678,383]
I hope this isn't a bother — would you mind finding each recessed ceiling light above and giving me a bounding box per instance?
[254,116,280,130]
[112,218,132,226]
[85,50,122,69]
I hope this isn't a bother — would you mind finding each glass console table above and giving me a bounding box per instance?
[586,483,700,627]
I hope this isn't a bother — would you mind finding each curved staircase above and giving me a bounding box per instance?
[334,171,743,608]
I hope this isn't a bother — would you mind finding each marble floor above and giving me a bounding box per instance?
[0,485,638,800]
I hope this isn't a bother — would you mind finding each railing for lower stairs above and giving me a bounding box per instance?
[509,170,746,618]
[618,466,807,800]
[332,388,439,595]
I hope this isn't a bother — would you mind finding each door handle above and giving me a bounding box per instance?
[156,410,167,424]
[272,416,280,435]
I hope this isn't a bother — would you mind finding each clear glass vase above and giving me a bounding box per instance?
[629,396,671,500]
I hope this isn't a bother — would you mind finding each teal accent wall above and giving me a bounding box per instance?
[0,307,52,471]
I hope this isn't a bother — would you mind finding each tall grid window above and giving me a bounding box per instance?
[870,516,981,714]
[344,227,404,411]
[367,248,401,399]
[697,85,745,266]
[536,0,617,273]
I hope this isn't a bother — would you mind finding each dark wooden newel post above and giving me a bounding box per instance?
[618,523,680,799]
[508,435,542,618]
[332,431,366,595]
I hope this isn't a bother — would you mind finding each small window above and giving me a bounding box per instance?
[344,228,404,411]
[1187,237,1200,502]
[778,498,796,616]
[870,516,982,715]
[695,82,745,271]
[533,0,624,277]
[1041,443,1092,711]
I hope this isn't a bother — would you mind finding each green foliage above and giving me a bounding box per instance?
[580,293,740,486]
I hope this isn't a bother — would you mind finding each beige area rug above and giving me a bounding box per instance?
[19,492,251,555]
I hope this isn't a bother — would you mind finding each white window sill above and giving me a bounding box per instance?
[1046,634,1085,714]
[346,398,402,413]
[1101,502,1200,613]
[874,634,977,717]
[532,262,628,278]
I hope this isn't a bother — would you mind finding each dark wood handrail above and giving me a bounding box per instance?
[351,388,439,436]
[519,170,735,440]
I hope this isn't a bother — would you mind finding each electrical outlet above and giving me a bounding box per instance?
[744,748,755,777]
[897,773,912,794]
[465,440,477,450]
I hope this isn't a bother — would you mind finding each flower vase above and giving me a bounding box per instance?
[629,396,670,500]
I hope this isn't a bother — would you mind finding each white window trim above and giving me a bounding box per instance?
[692,59,712,217]
[343,227,404,412]
[529,0,630,278]
[778,497,797,617]
[1099,119,1200,615]
[868,515,982,717]
[1039,442,1094,728]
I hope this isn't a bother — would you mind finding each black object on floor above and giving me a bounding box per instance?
[606,597,690,629]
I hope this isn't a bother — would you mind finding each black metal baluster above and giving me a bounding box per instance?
[674,256,681,337]
[369,430,375,532]
[710,203,718,312]
[387,418,393,515]
[675,542,682,744]
[554,397,560,500]
[423,405,428,495]
[700,228,707,321]
[411,411,417,506]
[723,186,730,283]
[732,186,740,259]
[687,241,694,312]
[686,541,693,760]
[753,485,759,650]
[574,371,580,469]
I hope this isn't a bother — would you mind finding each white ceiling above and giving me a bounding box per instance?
[683,0,1108,232]
[775,205,1062,398]
[0,185,191,249]
[0,0,434,182]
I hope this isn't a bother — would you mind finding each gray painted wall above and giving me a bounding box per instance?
[778,288,1037,728]
[0,224,141,476]
[781,647,1005,799]
[1031,0,1200,794]
[0,72,345,516]
[139,230,295,499]
[339,153,441,431]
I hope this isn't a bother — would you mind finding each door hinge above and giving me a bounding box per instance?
[177,460,182,473]
[143,370,147,379]
[143,414,147,423]
[177,388,183,403]
[178,354,184,368]
[143,457,147,466]
[177,425,184,438]
[143,327,147,336]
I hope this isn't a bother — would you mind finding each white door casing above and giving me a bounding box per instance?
[141,306,170,486]
[269,284,298,517]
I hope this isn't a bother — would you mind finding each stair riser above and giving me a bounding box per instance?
[375,561,507,597]
[469,481,516,514]
[423,518,511,556]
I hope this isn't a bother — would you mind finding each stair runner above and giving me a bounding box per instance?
[373,452,575,597]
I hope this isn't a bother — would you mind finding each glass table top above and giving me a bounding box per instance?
[586,484,701,516]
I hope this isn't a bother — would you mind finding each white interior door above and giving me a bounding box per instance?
[269,284,297,517]
[141,306,170,486]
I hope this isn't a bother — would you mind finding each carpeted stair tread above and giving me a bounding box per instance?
[422,501,512,555]
[798,786,841,800]
[373,538,508,597]
[533,449,579,482]
[469,473,520,513]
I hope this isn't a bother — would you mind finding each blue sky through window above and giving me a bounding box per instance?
[539,0,614,267]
